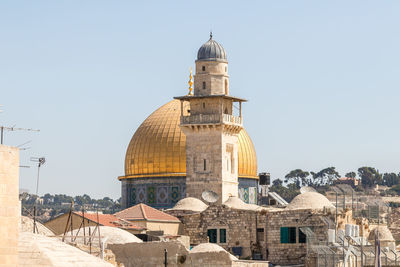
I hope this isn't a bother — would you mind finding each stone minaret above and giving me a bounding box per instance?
[175,34,245,204]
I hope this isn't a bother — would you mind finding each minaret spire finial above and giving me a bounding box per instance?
[210,31,213,39]
[188,67,193,96]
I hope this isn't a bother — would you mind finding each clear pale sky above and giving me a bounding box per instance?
[1,1,399,199]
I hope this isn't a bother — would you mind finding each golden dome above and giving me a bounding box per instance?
[120,100,257,180]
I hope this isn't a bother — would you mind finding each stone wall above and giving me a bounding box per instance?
[109,241,189,267]
[166,205,267,260]
[0,145,19,267]
[194,60,229,96]
[108,241,269,267]
[167,205,336,265]
[266,209,329,266]
[184,127,240,204]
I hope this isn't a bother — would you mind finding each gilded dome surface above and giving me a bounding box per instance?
[121,100,257,179]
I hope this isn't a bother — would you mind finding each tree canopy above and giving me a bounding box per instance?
[358,167,382,187]
[345,172,356,178]
[312,167,340,186]
[284,169,310,187]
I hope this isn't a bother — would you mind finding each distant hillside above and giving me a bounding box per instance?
[20,192,122,223]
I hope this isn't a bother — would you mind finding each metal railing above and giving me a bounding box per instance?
[180,114,242,125]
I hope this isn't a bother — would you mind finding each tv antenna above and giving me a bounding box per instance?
[17,140,32,151]
[0,126,40,145]
[30,157,46,196]
[30,156,45,234]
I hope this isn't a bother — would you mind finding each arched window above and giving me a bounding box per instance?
[202,66,206,71]
[202,82,206,89]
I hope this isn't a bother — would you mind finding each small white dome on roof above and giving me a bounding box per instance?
[64,226,142,246]
[190,243,238,260]
[171,197,208,212]
[287,192,334,210]
[189,243,237,266]
[190,243,227,253]
[368,226,395,242]
[223,196,259,210]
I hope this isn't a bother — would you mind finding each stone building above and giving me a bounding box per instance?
[166,192,341,266]
[114,203,181,235]
[118,35,258,209]
[265,193,335,265]
[45,203,180,236]
[0,145,19,267]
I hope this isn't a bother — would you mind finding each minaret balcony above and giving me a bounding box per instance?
[180,113,242,126]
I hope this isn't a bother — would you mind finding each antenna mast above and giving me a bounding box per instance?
[0,126,40,145]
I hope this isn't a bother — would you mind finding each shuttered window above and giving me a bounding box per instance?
[207,229,217,243]
[219,229,226,243]
[280,227,296,243]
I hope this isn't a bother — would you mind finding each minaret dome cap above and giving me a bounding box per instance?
[197,33,227,62]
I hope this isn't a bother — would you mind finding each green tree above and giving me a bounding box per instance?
[272,179,283,187]
[358,167,382,187]
[345,172,356,178]
[382,173,400,187]
[312,167,340,186]
[284,169,310,187]
[269,179,300,202]
[391,184,400,195]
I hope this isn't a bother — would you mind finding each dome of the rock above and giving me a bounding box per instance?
[119,100,258,209]
[120,100,257,179]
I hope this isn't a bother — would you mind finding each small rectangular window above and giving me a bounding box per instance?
[202,82,206,89]
[203,159,206,171]
[207,229,217,243]
[257,228,264,241]
[202,66,206,71]
[219,229,226,243]
[299,228,307,243]
[280,227,296,243]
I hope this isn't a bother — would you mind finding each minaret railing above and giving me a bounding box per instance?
[180,114,242,126]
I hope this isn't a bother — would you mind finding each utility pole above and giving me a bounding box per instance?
[0,126,40,145]
[164,248,167,267]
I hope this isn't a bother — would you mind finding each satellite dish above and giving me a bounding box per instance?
[202,190,219,204]
[300,186,317,194]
